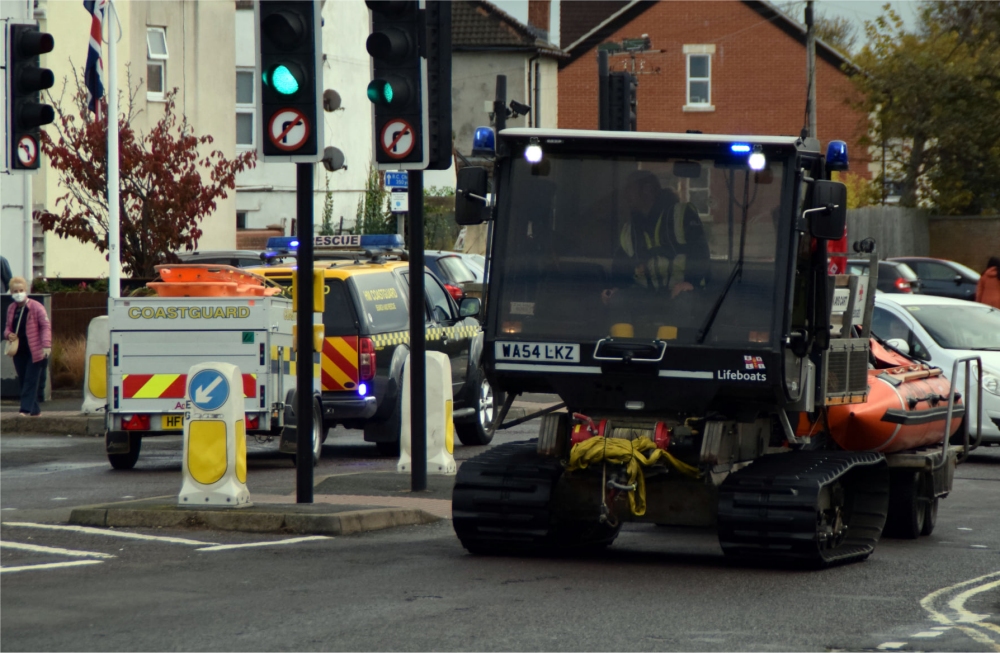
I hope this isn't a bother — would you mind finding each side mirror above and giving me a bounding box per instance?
[455,167,489,225]
[885,338,910,356]
[954,274,964,285]
[459,297,481,318]
[805,180,847,240]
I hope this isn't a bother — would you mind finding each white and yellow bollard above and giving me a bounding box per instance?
[81,316,110,414]
[178,362,251,507]
[398,351,457,475]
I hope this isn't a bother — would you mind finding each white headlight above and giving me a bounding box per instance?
[524,144,543,164]
[973,366,1000,397]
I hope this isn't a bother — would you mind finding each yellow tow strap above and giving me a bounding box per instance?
[566,436,702,517]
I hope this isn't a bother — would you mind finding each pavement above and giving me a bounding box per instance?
[1,390,558,539]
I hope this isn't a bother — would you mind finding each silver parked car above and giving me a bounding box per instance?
[874,293,1000,445]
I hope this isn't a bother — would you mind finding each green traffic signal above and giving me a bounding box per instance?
[263,63,303,97]
[367,77,409,107]
[367,79,392,106]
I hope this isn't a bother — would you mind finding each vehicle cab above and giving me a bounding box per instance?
[456,128,852,420]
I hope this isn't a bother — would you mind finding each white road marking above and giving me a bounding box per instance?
[971,545,989,549]
[912,631,945,638]
[50,498,68,501]
[876,642,907,650]
[0,560,104,574]
[959,527,974,531]
[196,536,330,552]
[921,571,1000,651]
[3,522,216,546]
[0,541,115,559]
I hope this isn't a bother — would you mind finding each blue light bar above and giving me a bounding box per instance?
[730,143,751,153]
[356,234,405,249]
[472,126,496,157]
[265,234,405,252]
[826,140,849,172]
[266,236,300,250]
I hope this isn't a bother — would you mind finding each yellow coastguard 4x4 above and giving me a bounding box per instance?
[251,235,498,455]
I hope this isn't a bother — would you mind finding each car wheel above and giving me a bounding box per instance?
[456,366,504,446]
[108,433,141,470]
[366,391,402,457]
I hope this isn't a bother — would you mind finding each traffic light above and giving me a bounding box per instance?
[423,1,451,170]
[7,24,55,171]
[366,0,452,170]
[607,71,637,132]
[255,0,324,162]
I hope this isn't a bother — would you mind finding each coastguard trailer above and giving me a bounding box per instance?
[97,265,322,469]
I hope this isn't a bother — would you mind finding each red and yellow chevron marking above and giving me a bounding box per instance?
[321,336,359,391]
[122,374,257,399]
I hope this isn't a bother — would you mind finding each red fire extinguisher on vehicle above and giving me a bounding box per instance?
[827,226,848,275]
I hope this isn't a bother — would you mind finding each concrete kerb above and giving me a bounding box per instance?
[0,407,531,437]
[0,412,105,436]
[67,501,441,536]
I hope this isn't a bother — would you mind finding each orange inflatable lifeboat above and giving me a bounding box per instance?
[148,264,281,298]
[797,340,964,453]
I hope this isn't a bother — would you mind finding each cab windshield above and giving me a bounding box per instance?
[495,149,788,345]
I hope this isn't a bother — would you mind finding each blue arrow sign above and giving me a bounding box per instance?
[384,171,408,189]
[189,369,230,412]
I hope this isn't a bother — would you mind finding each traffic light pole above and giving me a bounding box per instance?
[23,176,33,279]
[408,170,426,492]
[107,1,121,299]
[296,162,315,503]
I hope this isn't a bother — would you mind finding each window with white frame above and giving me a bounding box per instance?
[146,27,168,100]
[683,44,715,110]
[236,69,255,147]
[687,164,711,218]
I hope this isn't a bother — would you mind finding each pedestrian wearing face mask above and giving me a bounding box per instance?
[4,277,51,416]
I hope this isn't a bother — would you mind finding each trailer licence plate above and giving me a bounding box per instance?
[162,414,184,430]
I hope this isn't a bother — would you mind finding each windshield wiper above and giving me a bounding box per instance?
[968,346,1000,351]
[697,170,751,344]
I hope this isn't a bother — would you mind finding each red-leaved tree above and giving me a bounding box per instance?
[38,68,256,277]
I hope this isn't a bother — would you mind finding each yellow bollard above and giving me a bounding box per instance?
[398,351,456,475]
[178,362,251,507]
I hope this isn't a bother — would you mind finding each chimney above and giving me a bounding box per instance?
[528,0,550,40]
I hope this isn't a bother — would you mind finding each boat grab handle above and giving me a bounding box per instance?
[939,355,983,468]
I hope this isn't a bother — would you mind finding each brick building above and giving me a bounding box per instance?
[553,0,870,172]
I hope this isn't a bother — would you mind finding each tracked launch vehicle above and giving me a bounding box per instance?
[450,129,982,567]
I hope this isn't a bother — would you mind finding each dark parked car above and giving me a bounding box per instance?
[847,259,921,294]
[888,257,980,300]
[424,251,479,301]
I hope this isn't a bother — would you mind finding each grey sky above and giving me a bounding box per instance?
[490,0,923,49]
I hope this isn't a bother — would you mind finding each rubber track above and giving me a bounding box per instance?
[453,439,622,554]
[717,451,889,567]
[452,440,565,553]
